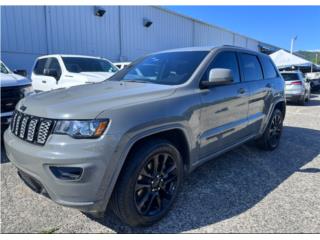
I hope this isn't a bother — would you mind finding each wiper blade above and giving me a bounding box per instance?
[123,79,151,83]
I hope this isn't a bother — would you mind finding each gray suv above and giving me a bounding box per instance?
[4,46,285,227]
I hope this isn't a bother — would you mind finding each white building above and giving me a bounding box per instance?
[1,6,279,73]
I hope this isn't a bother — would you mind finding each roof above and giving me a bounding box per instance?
[270,49,312,68]
[155,45,264,55]
[37,54,110,60]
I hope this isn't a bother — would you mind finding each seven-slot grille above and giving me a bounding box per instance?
[10,111,55,145]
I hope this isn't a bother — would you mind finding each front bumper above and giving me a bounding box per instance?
[4,128,121,212]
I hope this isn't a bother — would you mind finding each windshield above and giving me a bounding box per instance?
[281,73,300,81]
[62,57,118,73]
[1,62,10,74]
[110,51,209,85]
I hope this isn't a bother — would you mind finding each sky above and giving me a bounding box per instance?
[165,6,320,51]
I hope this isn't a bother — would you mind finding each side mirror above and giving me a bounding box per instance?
[43,68,58,80]
[13,69,27,77]
[201,68,233,88]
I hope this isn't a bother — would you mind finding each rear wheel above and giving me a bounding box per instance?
[298,94,305,105]
[110,139,183,227]
[306,90,311,102]
[257,109,283,151]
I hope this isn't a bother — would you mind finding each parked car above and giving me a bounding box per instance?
[0,60,33,132]
[281,71,311,105]
[31,55,119,92]
[305,72,320,91]
[113,61,131,70]
[4,46,285,227]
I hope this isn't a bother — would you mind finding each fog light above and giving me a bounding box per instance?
[50,167,83,180]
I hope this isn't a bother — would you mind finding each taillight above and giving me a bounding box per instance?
[290,81,302,85]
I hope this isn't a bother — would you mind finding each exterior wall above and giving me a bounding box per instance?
[1,6,276,74]
[120,6,194,61]
[46,6,120,60]
[1,6,48,71]
[193,22,223,47]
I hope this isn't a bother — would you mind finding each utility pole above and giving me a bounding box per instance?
[290,36,298,54]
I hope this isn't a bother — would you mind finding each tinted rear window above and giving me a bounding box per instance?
[281,73,299,81]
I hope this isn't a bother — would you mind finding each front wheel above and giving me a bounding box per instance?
[109,139,183,227]
[257,109,283,151]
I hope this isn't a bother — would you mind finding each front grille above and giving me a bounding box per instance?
[1,85,27,113]
[11,111,55,145]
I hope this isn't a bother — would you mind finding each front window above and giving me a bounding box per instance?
[62,57,118,73]
[281,73,299,81]
[110,51,209,85]
[1,62,10,74]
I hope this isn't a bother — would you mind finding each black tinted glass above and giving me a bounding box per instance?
[203,52,240,83]
[62,57,118,73]
[110,51,209,85]
[48,58,62,78]
[281,73,300,81]
[260,56,278,79]
[240,54,263,81]
[34,58,47,75]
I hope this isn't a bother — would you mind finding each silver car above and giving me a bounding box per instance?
[4,46,286,227]
[281,71,311,105]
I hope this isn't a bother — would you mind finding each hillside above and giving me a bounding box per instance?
[295,51,320,64]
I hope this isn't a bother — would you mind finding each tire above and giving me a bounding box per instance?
[257,109,283,151]
[109,139,183,227]
[297,95,305,106]
[306,91,311,102]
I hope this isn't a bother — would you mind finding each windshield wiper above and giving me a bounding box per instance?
[122,79,152,83]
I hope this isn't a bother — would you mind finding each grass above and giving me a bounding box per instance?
[39,227,60,234]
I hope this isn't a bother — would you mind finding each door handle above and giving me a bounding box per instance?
[238,88,246,94]
[42,80,47,83]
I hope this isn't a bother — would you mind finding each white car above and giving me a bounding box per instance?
[31,55,119,92]
[113,62,131,70]
[281,71,311,105]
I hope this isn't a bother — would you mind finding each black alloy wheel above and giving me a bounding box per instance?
[268,112,283,148]
[134,152,178,217]
[110,139,183,227]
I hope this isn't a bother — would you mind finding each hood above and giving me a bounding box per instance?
[77,72,115,83]
[17,81,175,119]
[0,72,31,87]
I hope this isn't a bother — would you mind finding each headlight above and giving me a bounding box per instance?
[53,119,109,139]
[21,85,34,97]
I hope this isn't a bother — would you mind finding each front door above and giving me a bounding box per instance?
[199,51,250,160]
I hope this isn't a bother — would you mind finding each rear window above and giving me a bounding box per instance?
[240,53,263,81]
[281,73,299,81]
[62,57,118,73]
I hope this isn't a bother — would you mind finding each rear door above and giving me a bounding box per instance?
[239,53,276,134]
[199,51,250,159]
